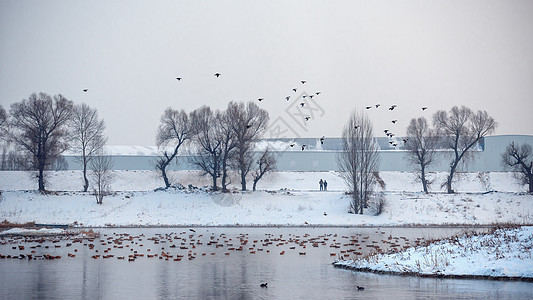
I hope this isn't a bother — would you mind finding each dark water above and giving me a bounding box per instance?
[0,227,531,299]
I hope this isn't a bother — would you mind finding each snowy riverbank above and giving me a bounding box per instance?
[0,171,531,227]
[334,226,533,280]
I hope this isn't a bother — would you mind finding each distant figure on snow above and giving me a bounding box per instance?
[319,179,324,191]
[323,180,328,191]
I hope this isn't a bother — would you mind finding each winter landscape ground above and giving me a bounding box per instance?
[1,170,532,281]
[0,170,531,227]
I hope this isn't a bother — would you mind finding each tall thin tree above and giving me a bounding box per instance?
[405,117,439,193]
[251,148,277,191]
[155,108,192,188]
[217,110,237,192]
[90,149,114,204]
[501,142,533,193]
[9,93,73,191]
[189,106,222,191]
[0,105,7,141]
[433,106,496,193]
[338,109,380,214]
[227,101,269,191]
[70,103,107,192]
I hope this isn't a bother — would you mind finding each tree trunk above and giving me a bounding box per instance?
[252,180,257,191]
[83,160,89,192]
[162,167,170,188]
[38,167,45,191]
[241,170,247,191]
[221,158,228,192]
[158,158,171,188]
[529,176,533,193]
[421,165,428,193]
[212,175,217,191]
[447,163,457,194]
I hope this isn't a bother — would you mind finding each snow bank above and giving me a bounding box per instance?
[335,226,533,279]
[0,189,531,227]
[0,227,66,236]
[0,170,531,227]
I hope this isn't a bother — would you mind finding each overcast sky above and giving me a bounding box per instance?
[1,0,532,146]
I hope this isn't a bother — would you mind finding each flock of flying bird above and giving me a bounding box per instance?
[82,72,429,150]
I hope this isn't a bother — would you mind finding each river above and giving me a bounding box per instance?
[1,227,531,299]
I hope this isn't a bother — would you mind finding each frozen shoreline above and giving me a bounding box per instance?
[334,226,533,281]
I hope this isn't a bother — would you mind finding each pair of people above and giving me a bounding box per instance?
[319,179,328,191]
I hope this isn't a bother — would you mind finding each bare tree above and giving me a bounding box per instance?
[501,142,533,193]
[9,93,73,191]
[70,103,107,192]
[189,106,222,191]
[405,117,439,193]
[433,106,496,193]
[252,148,277,191]
[0,105,7,141]
[227,101,269,191]
[217,110,237,192]
[338,109,380,214]
[155,108,192,188]
[90,149,114,204]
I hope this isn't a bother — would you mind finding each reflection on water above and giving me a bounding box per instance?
[1,227,531,299]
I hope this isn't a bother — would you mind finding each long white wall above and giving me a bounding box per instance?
[63,135,533,172]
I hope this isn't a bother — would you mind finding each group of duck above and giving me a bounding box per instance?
[0,229,429,262]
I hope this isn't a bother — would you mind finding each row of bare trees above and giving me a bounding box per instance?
[404,105,531,193]
[0,93,110,199]
[405,106,497,193]
[338,105,503,214]
[154,101,275,191]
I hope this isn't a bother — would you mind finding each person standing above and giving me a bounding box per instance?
[319,179,324,191]
[324,180,328,191]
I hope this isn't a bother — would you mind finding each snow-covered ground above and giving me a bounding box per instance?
[0,227,66,236]
[334,226,533,279]
[0,170,531,227]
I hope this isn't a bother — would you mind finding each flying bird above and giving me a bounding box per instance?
[422,107,428,111]
[293,88,297,92]
[308,95,314,99]
[389,105,397,111]
[300,102,305,107]
[189,229,196,233]
[403,138,409,143]
[391,120,398,124]
[384,129,389,134]
[375,104,381,108]
[83,89,88,92]
[320,136,325,144]
[301,80,307,84]
[214,73,221,77]
[289,143,295,148]
[301,145,306,151]
[258,98,264,102]
[260,283,268,288]
[315,91,321,95]
[365,106,372,110]
[246,124,252,129]
[176,77,182,81]
[354,125,359,129]
[304,116,311,121]
[357,286,364,290]
[302,95,307,98]
[286,96,291,101]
